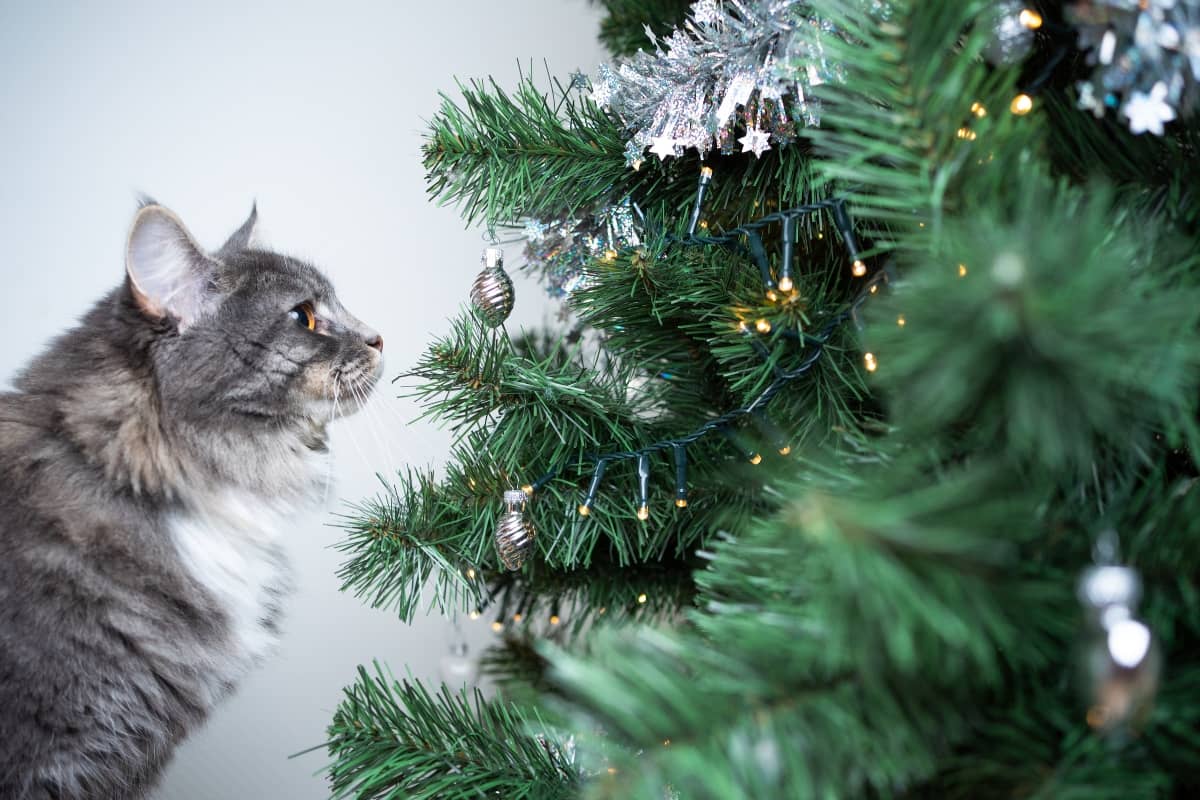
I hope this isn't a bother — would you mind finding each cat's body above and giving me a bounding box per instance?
[0,203,381,799]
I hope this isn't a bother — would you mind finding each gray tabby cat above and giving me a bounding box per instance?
[0,202,383,799]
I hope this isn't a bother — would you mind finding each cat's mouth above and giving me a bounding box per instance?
[327,358,383,419]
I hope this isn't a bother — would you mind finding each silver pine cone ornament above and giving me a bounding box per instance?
[470,247,514,327]
[495,489,535,570]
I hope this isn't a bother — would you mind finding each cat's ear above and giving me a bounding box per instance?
[217,202,258,257]
[125,204,219,329]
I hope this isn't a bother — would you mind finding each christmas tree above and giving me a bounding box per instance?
[323,2,1200,797]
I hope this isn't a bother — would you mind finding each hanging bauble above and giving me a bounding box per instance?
[982,0,1035,67]
[1077,563,1161,731]
[470,247,514,327]
[439,640,480,687]
[494,489,535,570]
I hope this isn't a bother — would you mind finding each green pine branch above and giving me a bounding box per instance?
[324,663,579,800]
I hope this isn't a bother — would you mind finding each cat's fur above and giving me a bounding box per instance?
[0,202,382,799]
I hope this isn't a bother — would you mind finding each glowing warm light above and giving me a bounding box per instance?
[1010,93,1034,115]
[748,452,763,465]
[956,127,977,141]
[521,483,533,497]
[468,610,481,620]
[675,498,688,508]
[637,504,650,521]
[663,739,672,747]
[852,259,867,277]
[699,220,709,229]
[468,477,477,489]
[778,446,792,456]
[604,249,618,262]
[577,504,591,517]
[766,289,778,301]
[637,593,648,604]
[777,275,794,292]
[607,768,618,776]
[550,615,561,626]
[970,101,987,117]
[864,352,878,372]
[737,320,749,333]
[869,284,879,294]
[513,613,523,623]
[958,263,968,277]
[700,166,714,179]
[598,606,607,615]
[1019,8,1043,29]
[897,315,906,327]
[466,568,476,580]
[631,159,643,171]
[491,621,504,632]
[755,318,772,334]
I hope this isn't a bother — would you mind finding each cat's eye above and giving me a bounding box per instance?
[289,302,316,331]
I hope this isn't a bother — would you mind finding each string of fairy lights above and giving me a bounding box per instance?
[480,70,1053,590]
[511,166,879,526]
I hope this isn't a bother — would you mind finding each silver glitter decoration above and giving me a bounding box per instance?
[495,490,535,570]
[521,199,644,300]
[469,248,514,327]
[591,0,853,163]
[982,0,1035,67]
[1069,0,1200,135]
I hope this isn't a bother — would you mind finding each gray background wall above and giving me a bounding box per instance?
[0,2,608,797]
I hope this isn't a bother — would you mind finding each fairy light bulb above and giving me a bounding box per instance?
[513,613,523,623]
[755,318,772,333]
[778,445,791,456]
[637,593,648,604]
[1019,8,1043,29]
[520,484,533,497]
[897,315,906,327]
[549,614,561,626]
[491,621,503,632]
[466,568,476,580]
[673,444,688,509]
[765,289,778,301]
[603,249,618,262]
[636,453,651,523]
[864,352,878,372]
[852,259,867,277]
[777,275,794,292]
[748,452,763,465]
[958,263,968,277]
[578,460,606,517]
[1010,93,1033,115]
[970,101,987,117]
[468,610,481,620]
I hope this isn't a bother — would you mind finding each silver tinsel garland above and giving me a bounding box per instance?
[521,199,643,300]
[590,0,858,164]
[1070,0,1200,135]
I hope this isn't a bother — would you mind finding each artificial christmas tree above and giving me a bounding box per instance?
[324,2,1200,797]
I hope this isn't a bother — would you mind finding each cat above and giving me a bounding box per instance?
[0,201,383,799]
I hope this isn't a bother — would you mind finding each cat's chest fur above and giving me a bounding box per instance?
[168,488,294,681]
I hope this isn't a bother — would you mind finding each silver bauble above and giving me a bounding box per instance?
[439,641,480,687]
[982,0,1034,66]
[470,247,515,327]
[495,489,535,570]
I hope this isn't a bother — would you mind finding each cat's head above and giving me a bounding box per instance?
[124,202,382,433]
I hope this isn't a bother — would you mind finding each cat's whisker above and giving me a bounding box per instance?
[349,376,399,480]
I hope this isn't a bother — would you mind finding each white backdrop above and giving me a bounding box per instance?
[0,2,608,797]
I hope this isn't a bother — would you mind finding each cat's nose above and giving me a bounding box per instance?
[365,332,383,353]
